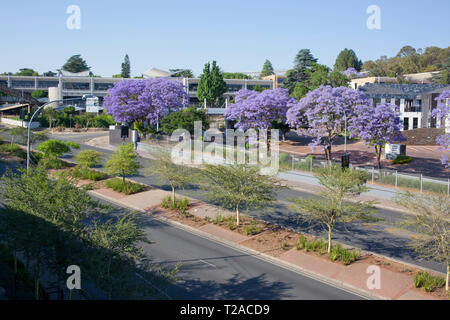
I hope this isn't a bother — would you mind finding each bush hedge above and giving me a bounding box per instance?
[105,178,144,195]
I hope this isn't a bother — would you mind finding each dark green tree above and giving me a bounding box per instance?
[43,71,56,77]
[197,61,227,107]
[62,55,90,73]
[260,59,275,77]
[161,106,209,135]
[121,54,131,78]
[432,57,450,84]
[169,69,194,78]
[15,68,39,76]
[221,72,251,79]
[283,49,318,93]
[334,48,362,71]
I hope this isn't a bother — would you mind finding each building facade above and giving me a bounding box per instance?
[358,83,450,131]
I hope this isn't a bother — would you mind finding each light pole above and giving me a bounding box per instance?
[344,111,347,155]
[27,98,81,172]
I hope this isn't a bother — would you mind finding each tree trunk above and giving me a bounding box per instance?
[236,206,240,227]
[446,262,449,293]
[375,145,382,171]
[327,227,332,255]
[172,185,176,206]
[324,145,332,163]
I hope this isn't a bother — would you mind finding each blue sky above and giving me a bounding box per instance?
[1,0,449,77]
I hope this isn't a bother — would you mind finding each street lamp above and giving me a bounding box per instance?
[27,98,82,171]
[341,111,350,169]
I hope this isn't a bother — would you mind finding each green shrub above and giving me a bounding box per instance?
[105,178,144,195]
[0,143,21,153]
[414,272,445,292]
[329,245,360,265]
[296,234,307,250]
[38,157,69,169]
[91,114,115,128]
[392,155,412,164]
[244,221,262,236]
[72,167,106,181]
[279,152,291,165]
[161,196,189,215]
[75,150,103,168]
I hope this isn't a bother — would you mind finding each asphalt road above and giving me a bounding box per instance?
[10,130,446,274]
[95,195,364,300]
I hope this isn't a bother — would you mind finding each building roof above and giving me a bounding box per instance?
[58,70,91,77]
[358,83,450,99]
[142,68,171,78]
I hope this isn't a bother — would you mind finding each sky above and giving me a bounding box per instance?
[1,0,449,77]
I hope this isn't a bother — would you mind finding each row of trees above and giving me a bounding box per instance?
[147,149,448,292]
[225,85,404,169]
[0,166,176,299]
[362,45,450,83]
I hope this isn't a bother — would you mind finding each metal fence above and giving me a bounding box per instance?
[284,154,450,195]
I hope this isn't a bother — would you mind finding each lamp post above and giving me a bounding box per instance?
[27,98,81,172]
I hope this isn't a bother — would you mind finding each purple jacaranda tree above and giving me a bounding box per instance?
[104,78,189,126]
[350,102,405,170]
[286,85,371,161]
[431,90,450,167]
[224,88,295,133]
[342,67,364,79]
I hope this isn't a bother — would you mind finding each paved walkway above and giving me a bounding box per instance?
[90,187,443,300]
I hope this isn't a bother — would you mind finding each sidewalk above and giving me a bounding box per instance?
[89,186,444,300]
[85,136,411,214]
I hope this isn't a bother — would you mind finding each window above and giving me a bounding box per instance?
[395,99,401,106]
[94,83,115,91]
[37,81,59,89]
[403,117,409,131]
[226,84,243,92]
[188,83,198,92]
[11,80,35,88]
[405,99,421,112]
[63,82,90,90]
[0,80,7,87]
[413,117,418,129]
[373,98,381,107]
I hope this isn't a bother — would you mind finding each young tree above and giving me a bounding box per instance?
[148,150,193,206]
[121,54,131,78]
[104,78,189,125]
[105,143,140,190]
[37,139,79,168]
[200,164,283,226]
[395,192,449,292]
[75,149,103,168]
[290,166,375,254]
[334,48,362,72]
[287,86,371,161]
[260,59,275,77]
[350,103,405,170]
[197,61,227,107]
[63,106,76,128]
[62,55,90,73]
[44,108,58,131]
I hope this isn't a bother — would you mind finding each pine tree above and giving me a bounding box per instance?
[260,59,275,77]
[197,61,227,107]
[62,55,90,73]
[334,48,362,72]
[121,54,131,78]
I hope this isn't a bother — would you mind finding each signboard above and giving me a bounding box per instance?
[86,97,100,113]
[341,154,350,169]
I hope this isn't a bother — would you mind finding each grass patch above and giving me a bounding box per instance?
[71,167,106,181]
[244,220,263,236]
[296,235,361,265]
[161,196,189,215]
[392,155,412,164]
[414,271,445,292]
[105,178,145,195]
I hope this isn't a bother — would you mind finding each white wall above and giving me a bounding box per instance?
[1,118,40,129]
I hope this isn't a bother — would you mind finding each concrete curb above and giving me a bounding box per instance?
[89,190,390,300]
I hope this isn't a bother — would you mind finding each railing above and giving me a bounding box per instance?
[283,155,450,195]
